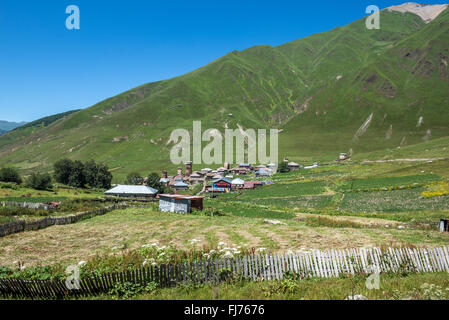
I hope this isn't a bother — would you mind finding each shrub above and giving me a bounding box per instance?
[26,173,53,190]
[277,162,290,173]
[0,167,22,184]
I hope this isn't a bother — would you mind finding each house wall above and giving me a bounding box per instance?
[213,182,231,189]
[159,197,191,213]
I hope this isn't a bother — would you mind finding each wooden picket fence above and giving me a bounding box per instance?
[1,246,449,299]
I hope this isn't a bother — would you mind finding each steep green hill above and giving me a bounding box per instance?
[0,6,448,181]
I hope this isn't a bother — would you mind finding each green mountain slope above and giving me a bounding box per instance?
[0,6,448,181]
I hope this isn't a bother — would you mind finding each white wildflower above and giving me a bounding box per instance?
[222,251,234,259]
[78,261,87,267]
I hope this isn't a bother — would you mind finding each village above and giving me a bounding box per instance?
[104,158,304,214]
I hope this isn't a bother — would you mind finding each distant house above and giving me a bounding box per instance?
[339,153,350,161]
[212,177,232,190]
[217,167,228,175]
[255,168,272,177]
[189,171,204,185]
[239,163,253,171]
[243,181,263,190]
[173,182,189,191]
[231,178,245,190]
[288,162,300,171]
[201,168,213,174]
[104,185,158,198]
[159,194,204,213]
[230,167,250,175]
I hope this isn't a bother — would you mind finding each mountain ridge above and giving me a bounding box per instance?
[1,4,448,181]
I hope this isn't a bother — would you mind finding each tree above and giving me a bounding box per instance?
[125,172,144,185]
[0,167,22,184]
[68,160,86,188]
[146,172,163,192]
[53,159,112,189]
[92,162,112,189]
[54,159,74,185]
[83,160,98,188]
[277,162,290,173]
[26,173,52,190]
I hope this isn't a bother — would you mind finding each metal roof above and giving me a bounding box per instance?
[159,194,204,200]
[231,178,245,185]
[104,185,158,195]
[174,182,189,187]
[213,177,232,184]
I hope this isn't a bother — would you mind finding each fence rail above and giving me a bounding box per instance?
[1,246,449,299]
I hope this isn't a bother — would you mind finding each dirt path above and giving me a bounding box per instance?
[361,158,446,164]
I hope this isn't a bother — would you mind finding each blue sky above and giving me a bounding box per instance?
[0,0,444,122]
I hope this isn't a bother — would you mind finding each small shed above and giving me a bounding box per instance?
[104,185,158,198]
[255,168,272,176]
[159,194,204,213]
[288,162,300,171]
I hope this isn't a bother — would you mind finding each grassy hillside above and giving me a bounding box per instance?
[0,8,448,181]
